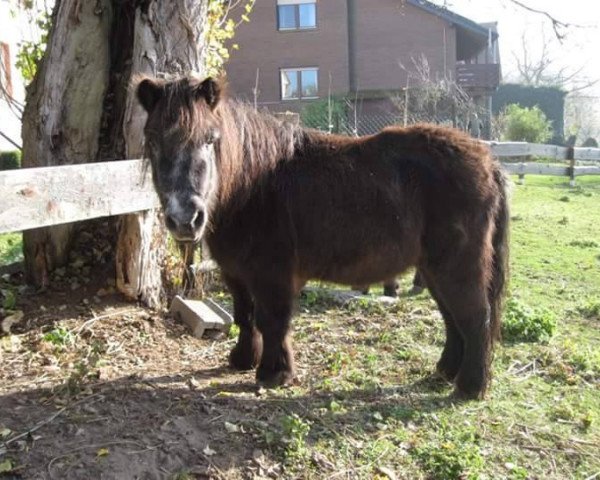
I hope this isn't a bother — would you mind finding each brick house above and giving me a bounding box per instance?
[225,0,500,136]
[0,1,43,151]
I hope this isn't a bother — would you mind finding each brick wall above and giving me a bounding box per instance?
[225,0,458,109]
[225,0,349,109]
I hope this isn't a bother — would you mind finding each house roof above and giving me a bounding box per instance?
[406,0,499,40]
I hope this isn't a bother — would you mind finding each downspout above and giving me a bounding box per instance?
[347,0,357,93]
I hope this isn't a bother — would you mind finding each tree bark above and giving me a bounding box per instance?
[21,0,112,287]
[115,0,209,307]
[22,0,210,306]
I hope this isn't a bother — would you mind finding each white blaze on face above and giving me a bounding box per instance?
[192,143,218,204]
[166,194,185,221]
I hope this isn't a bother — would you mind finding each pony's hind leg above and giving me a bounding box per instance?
[423,277,464,382]
[223,274,263,371]
[251,281,295,387]
[425,267,493,399]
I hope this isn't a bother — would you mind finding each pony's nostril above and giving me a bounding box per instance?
[165,214,177,231]
[192,209,205,230]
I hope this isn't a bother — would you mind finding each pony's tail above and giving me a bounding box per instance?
[489,166,510,343]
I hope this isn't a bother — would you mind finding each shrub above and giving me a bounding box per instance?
[502,298,556,343]
[499,104,553,143]
[300,97,350,134]
[0,151,21,170]
[581,137,598,148]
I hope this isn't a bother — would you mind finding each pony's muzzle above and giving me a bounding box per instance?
[164,195,206,242]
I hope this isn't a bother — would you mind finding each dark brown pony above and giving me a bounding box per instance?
[136,76,509,399]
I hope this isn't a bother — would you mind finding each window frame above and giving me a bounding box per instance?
[280,67,319,101]
[276,2,317,31]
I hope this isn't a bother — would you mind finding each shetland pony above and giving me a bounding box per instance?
[136,76,509,399]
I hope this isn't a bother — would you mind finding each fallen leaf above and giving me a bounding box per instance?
[0,427,11,439]
[1,310,24,334]
[188,377,202,389]
[376,466,398,480]
[96,448,109,457]
[311,451,334,470]
[0,459,14,473]
[224,421,240,433]
[203,445,216,456]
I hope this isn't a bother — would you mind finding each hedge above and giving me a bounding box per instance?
[0,150,21,170]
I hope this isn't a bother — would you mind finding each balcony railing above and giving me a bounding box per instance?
[456,63,500,89]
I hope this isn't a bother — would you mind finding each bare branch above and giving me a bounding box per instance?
[511,28,596,94]
[507,0,574,41]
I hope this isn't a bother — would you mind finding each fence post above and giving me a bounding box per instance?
[567,146,576,187]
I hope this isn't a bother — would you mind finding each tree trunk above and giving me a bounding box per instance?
[115,0,209,307]
[22,0,209,306]
[21,0,112,287]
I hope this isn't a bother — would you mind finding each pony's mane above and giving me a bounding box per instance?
[214,100,304,204]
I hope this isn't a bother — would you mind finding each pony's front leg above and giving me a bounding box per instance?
[223,274,263,371]
[252,284,295,387]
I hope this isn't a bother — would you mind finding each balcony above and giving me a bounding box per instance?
[456,63,500,90]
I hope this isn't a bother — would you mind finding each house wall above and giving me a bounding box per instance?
[352,1,456,91]
[225,0,459,110]
[225,0,350,110]
[0,1,28,151]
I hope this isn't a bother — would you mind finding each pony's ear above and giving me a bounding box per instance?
[136,78,164,113]
[195,77,222,109]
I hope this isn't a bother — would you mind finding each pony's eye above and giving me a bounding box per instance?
[206,128,221,144]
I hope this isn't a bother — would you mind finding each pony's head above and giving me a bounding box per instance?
[136,76,224,243]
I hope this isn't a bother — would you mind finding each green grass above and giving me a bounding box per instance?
[253,176,600,479]
[0,233,22,265]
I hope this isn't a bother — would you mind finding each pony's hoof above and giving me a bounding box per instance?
[256,367,295,388]
[435,362,460,383]
[453,376,487,401]
[451,386,485,401]
[228,345,258,371]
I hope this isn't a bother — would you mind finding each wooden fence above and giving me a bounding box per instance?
[485,141,600,185]
[0,160,158,234]
[1,141,600,235]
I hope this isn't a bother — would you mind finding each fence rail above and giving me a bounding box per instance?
[485,141,600,183]
[1,141,599,235]
[0,160,158,234]
[486,141,600,162]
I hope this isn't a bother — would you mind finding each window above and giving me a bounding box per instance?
[280,68,318,100]
[277,1,316,30]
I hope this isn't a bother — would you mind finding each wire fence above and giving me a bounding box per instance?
[291,104,490,139]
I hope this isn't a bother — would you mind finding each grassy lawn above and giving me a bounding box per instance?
[0,232,23,265]
[250,175,600,479]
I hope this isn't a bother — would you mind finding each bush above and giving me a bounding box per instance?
[499,104,553,143]
[581,137,598,148]
[502,298,556,343]
[300,97,350,134]
[0,151,21,170]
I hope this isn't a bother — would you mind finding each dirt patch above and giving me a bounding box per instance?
[0,259,269,480]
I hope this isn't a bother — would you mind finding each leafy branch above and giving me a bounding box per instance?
[205,0,256,77]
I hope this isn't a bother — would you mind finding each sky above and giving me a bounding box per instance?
[431,0,600,97]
